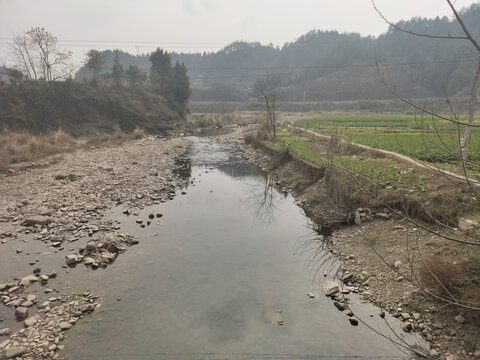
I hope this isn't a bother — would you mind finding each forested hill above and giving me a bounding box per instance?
[75,4,480,102]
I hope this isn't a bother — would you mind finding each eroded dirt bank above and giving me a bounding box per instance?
[0,136,187,359]
[217,127,480,360]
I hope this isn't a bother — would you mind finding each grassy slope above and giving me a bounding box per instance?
[0,81,184,136]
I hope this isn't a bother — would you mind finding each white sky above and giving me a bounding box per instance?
[0,0,478,66]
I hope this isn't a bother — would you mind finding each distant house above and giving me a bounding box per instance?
[0,66,12,85]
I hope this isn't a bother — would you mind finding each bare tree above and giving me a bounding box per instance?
[373,0,480,180]
[10,33,38,80]
[256,73,279,138]
[10,27,73,81]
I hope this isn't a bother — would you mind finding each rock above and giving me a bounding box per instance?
[107,243,121,253]
[126,238,139,245]
[458,218,476,232]
[401,321,413,332]
[348,316,359,326]
[354,210,361,225]
[454,314,465,324]
[47,270,57,278]
[148,213,155,219]
[360,271,370,281]
[306,292,315,299]
[67,173,78,181]
[15,307,28,319]
[323,280,340,296]
[102,253,116,263]
[65,254,79,265]
[0,327,10,336]
[376,212,390,219]
[342,273,354,283]
[393,260,403,269]
[334,302,348,311]
[15,248,22,254]
[24,317,37,327]
[39,208,54,216]
[59,321,72,330]
[5,346,28,358]
[84,257,95,265]
[413,312,421,320]
[79,304,95,313]
[401,291,412,302]
[85,242,97,252]
[430,349,439,357]
[21,300,33,308]
[24,215,53,226]
[156,213,163,218]
[55,174,67,180]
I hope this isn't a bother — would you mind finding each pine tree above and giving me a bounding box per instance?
[149,48,173,100]
[172,61,191,106]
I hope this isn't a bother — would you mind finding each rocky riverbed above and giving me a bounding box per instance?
[0,136,187,359]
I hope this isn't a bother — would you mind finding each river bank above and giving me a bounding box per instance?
[0,136,187,359]
[216,127,480,360]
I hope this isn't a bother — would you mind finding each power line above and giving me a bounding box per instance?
[0,42,223,49]
[0,37,230,45]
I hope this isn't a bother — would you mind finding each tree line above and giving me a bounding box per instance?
[74,3,480,101]
[84,48,190,109]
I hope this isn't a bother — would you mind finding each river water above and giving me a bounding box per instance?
[2,137,424,359]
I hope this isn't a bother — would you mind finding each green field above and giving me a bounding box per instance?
[274,131,423,188]
[293,114,480,164]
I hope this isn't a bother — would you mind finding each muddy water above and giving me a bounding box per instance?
[3,138,423,359]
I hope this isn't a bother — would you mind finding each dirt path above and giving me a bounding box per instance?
[290,125,480,185]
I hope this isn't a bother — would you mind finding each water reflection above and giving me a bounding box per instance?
[58,137,424,359]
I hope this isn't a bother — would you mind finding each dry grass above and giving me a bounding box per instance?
[87,126,147,147]
[0,129,75,170]
[418,256,463,296]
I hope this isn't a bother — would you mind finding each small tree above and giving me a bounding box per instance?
[84,49,105,84]
[112,50,124,87]
[255,73,279,138]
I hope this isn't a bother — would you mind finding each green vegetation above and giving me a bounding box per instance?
[273,130,423,188]
[294,114,480,164]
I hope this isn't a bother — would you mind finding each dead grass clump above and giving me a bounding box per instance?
[89,126,147,147]
[133,127,146,139]
[0,129,75,170]
[418,256,463,296]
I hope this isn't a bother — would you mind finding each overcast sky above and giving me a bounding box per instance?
[1,0,479,65]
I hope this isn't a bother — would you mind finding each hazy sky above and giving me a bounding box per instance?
[1,0,478,65]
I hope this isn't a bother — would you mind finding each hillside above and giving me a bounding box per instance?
[0,81,183,136]
[75,4,480,102]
